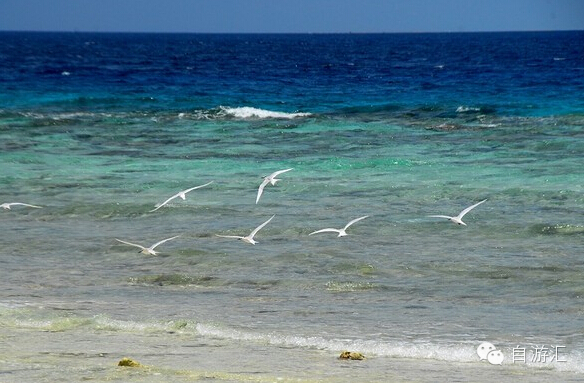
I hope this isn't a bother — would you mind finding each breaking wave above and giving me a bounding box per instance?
[2,303,582,374]
[218,106,312,119]
[194,323,584,373]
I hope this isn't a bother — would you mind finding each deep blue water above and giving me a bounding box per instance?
[2,31,583,114]
[1,31,584,382]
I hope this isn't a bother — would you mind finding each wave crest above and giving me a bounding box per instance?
[456,106,482,113]
[195,323,584,373]
[194,323,477,363]
[218,106,311,119]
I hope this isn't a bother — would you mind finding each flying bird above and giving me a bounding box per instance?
[1,202,42,210]
[115,235,180,255]
[150,181,213,212]
[256,168,293,204]
[216,215,275,245]
[309,216,369,237]
[428,199,487,226]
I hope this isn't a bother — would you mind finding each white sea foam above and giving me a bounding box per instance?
[196,322,475,362]
[219,106,311,119]
[195,323,584,373]
[21,111,112,120]
[456,106,481,113]
[3,303,584,374]
[177,107,311,120]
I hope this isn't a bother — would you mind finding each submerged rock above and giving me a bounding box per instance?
[532,224,584,235]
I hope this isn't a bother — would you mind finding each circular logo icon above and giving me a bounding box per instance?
[476,342,496,360]
[487,349,504,365]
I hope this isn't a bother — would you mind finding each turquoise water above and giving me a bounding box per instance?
[1,32,584,381]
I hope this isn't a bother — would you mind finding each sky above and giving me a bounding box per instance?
[1,0,583,34]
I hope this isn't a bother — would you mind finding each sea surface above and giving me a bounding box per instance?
[1,31,584,382]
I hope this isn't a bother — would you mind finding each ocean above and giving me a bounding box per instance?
[1,31,583,382]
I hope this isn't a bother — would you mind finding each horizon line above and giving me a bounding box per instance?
[1,28,583,35]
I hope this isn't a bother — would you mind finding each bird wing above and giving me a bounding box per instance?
[249,215,275,237]
[182,181,214,196]
[344,215,369,230]
[457,199,487,219]
[256,178,270,204]
[150,194,179,212]
[428,215,453,220]
[270,168,293,178]
[115,238,146,251]
[5,202,42,209]
[151,181,213,211]
[215,234,244,240]
[309,228,341,235]
[150,235,180,250]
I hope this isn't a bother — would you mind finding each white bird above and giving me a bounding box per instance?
[256,168,293,204]
[150,181,213,212]
[1,202,42,210]
[216,215,275,245]
[309,215,369,237]
[115,235,180,255]
[429,199,487,226]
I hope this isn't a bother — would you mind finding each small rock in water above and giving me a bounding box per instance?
[339,351,365,360]
[118,357,144,367]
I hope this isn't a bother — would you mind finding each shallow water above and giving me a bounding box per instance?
[1,31,584,382]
